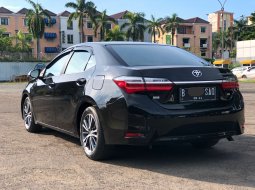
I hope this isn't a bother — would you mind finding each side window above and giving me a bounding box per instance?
[65,51,91,74]
[44,52,71,77]
[85,55,96,71]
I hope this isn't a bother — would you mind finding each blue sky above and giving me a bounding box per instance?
[0,0,254,20]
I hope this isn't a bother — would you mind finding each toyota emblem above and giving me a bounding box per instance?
[192,70,202,77]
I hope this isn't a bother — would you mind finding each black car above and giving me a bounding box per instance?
[21,42,245,160]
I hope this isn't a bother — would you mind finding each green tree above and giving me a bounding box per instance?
[105,25,125,41]
[147,15,164,43]
[66,0,96,42]
[0,28,13,56]
[163,13,180,45]
[233,16,248,41]
[93,10,116,41]
[121,12,146,41]
[14,30,32,52]
[26,0,50,59]
[249,12,255,24]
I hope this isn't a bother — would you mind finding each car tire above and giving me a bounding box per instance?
[22,97,42,133]
[191,139,219,149]
[80,106,111,160]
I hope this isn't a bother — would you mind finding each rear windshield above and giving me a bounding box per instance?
[107,44,210,67]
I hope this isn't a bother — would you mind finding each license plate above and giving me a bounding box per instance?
[179,87,216,102]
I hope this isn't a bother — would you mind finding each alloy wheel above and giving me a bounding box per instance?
[81,113,98,155]
[23,98,32,129]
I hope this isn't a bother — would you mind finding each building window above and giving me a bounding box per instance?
[177,26,187,34]
[201,51,206,57]
[201,26,206,33]
[23,18,28,26]
[67,21,73,30]
[87,36,93,42]
[2,33,10,37]
[1,17,9,25]
[183,38,190,47]
[106,23,112,30]
[62,31,65,43]
[224,20,227,31]
[67,34,73,44]
[87,22,93,29]
[200,38,207,48]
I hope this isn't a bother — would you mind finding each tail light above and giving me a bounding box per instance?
[221,80,239,89]
[113,76,173,94]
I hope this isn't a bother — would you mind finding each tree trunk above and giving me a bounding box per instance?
[36,36,40,60]
[101,27,104,41]
[81,18,85,42]
[153,28,156,43]
[171,29,175,45]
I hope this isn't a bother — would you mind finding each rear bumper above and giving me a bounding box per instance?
[124,110,244,145]
[101,97,245,146]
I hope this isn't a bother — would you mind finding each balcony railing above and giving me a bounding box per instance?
[44,33,57,39]
[183,43,191,48]
[200,44,208,48]
[44,18,57,25]
[45,47,58,53]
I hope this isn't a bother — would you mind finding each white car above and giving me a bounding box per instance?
[231,67,250,78]
[241,67,255,79]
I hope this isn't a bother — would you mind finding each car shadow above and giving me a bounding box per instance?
[37,128,255,188]
[104,135,255,188]
[39,127,81,146]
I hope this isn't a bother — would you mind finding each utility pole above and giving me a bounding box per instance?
[217,0,227,59]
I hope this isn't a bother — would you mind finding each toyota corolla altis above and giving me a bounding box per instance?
[21,42,245,160]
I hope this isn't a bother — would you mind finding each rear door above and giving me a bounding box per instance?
[54,46,96,133]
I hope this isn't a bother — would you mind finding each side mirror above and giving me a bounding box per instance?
[28,69,40,80]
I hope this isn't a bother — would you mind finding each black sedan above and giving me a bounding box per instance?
[21,42,245,160]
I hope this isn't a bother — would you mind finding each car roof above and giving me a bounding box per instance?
[66,42,174,50]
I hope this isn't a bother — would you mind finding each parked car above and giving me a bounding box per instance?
[241,66,255,79]
[231,67,250,78]
[21,42,245,160]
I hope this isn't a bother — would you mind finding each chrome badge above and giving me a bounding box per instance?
[192,70,202,77]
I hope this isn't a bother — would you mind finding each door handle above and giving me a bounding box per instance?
[76,78,87,86]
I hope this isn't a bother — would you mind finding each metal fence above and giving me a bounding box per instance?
[0,62,41,81]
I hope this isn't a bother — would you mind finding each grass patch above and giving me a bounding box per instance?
[239,79,255,83]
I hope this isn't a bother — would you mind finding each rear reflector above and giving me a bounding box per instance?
[113,76,173,94]
[125,132,145,138]
[221,81,239,89]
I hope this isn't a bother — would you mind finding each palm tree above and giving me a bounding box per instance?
[121,12,146,42]
[26,0,50,59]
[66,0,96,43]
[233,16,248,41]
[105,25,125,41]
[147,15,164,43]
[93,10,116,41]
[15,31,32,52]
[163,13,180,45]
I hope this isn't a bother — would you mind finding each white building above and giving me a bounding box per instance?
[236,40,255,61]
[58,11,80,50]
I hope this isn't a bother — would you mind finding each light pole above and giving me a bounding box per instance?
[217,0,227,59]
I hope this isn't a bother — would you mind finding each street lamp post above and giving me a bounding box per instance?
[217,0,227,59]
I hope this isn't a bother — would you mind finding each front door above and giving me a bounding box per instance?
[31,51,72,127]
